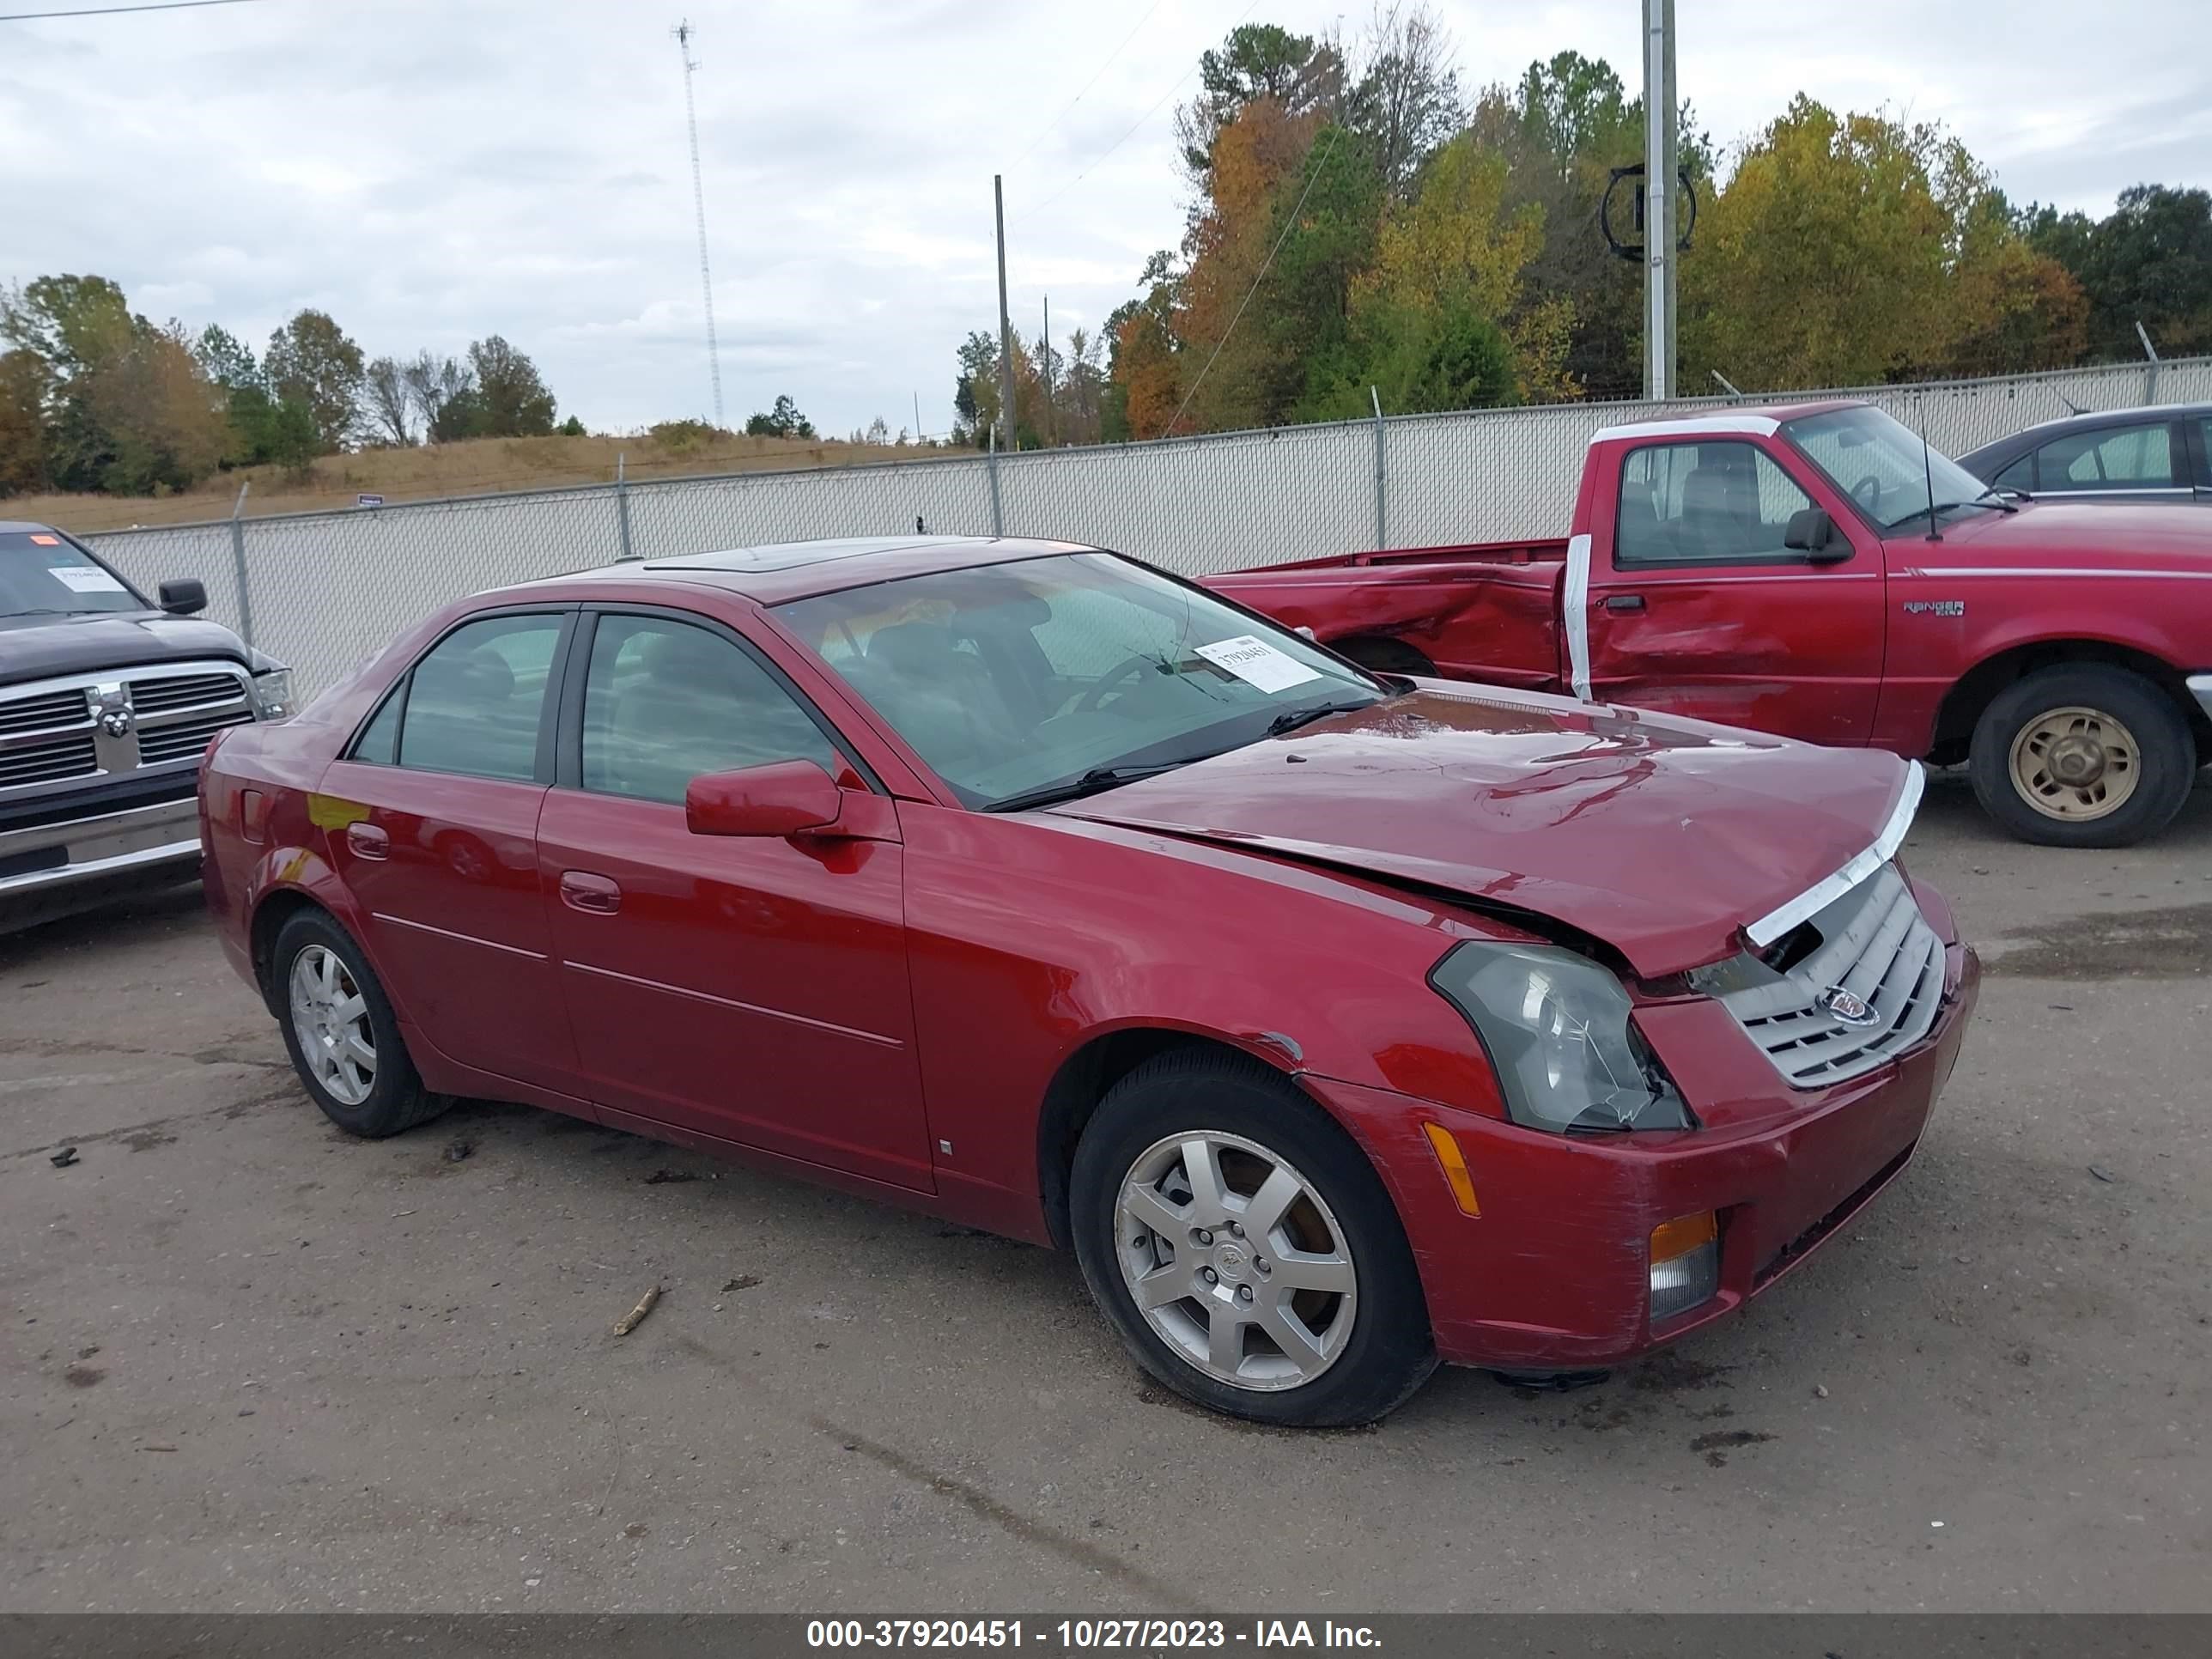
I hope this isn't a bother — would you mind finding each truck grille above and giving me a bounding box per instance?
[137,708,254,766]
[0,660,253,797]
[0,732,100,787]
[0,688,88,737]
[129,672,246,714]
[1697,863,1943,1088]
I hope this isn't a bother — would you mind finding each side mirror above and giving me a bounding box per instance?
[1783,507,1849,563]
[158,578,208,616]
[685,759,848,838]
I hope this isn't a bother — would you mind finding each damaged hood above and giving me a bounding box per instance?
[1047,685,1914,977]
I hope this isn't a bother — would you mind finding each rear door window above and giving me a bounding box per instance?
[393,614,564,781]
[2034,423,2176,489]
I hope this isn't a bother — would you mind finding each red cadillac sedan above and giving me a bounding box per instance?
[201,537,1978,1425]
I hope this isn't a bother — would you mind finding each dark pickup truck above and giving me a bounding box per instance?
[1,521,293,933]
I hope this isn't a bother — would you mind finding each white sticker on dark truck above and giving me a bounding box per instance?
[50,565,127,594]
[1194,634,1324,694]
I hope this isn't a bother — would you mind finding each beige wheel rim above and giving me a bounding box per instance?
[2008,704,2141,822]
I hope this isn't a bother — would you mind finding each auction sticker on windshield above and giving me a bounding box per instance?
[1194,634,1322,694]
[50,565,127,594]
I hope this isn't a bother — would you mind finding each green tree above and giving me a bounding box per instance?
[264,309,365,452]
[557,414,586,437]
[363,355,416,446]
[1174,23,1345,181]
[744,394,815,440]
[192,324,260,392]
[2025,185,2212,359]
[467,335,558,437]
[0,349,52,495]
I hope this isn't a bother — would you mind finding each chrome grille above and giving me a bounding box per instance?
[1699,863,1944,1088]
[0,659,253,794]
[0,732,99,787]
[0,688,90,736]
[137,708,253,766]
[129,672,245,714]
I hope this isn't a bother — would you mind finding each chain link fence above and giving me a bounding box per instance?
[85,354,2212,696]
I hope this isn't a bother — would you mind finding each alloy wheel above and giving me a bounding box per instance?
[1115,1130,1358,1391]
[289,944,376,1106]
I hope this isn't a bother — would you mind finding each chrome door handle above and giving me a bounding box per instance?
[559,870,622,915]
[344,823,390,860]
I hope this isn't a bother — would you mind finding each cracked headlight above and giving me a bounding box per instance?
[1429,941,1692,1134]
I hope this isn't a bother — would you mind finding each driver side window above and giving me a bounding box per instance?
[1615,441,1816,568]
[579,615,839,805]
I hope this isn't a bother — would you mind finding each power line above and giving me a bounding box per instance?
[1006,0,1166,171]
[1012,0,1258,228]
[0,0,275,20]
[1168,123,1346,434]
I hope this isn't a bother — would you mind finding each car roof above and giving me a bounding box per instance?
[0,520,64,535]
[519,534,1101,606]
[1957,403,2212,466]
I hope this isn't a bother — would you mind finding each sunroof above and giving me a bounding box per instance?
[645,538,936,574]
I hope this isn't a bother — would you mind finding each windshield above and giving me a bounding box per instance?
[0,530,145,619]
[775,551,1386,809]
[1783,407,1994,531]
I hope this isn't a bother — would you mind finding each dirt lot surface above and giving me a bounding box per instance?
[3,772,2207,1613]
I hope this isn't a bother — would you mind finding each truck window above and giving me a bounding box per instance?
[1615,441,1815,567]
[2034,423,2174,490]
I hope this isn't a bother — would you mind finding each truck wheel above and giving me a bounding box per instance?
[1969,665,2194,848]
[1333,636,1435,678]
[1069,1049,1436,1426]
[270,909,449,1138]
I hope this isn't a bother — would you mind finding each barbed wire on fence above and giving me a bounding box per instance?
[86,354,2211,698]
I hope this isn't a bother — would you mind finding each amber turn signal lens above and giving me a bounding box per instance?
[1420,1121,1481,1217]
[1650,1210,1718,1263]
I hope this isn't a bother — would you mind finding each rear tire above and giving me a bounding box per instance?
[270,909,448,1138]
[1070,1049,1436,1426]
[1969,665,2193,848]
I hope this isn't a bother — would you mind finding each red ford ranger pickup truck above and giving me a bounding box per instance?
[1205,401,2212,848]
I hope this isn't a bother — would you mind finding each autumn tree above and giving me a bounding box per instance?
[264,309,366,451]
[468,335,558,437]
[1174,23,1345,185]
[1680,99,2082,388]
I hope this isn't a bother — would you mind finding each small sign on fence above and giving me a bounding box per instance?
[356,494,384,508]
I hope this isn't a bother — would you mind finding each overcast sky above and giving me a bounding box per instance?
[3,0,2206,441]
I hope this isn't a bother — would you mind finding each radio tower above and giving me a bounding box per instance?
[673,20,724,428]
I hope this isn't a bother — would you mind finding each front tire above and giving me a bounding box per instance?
[271,909,448,1138]
[1969,665,2194,848]
[1069,1049,1436,1426]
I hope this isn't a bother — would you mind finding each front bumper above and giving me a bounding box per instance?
[0,792,204,931]
[1307,942,1980,1370]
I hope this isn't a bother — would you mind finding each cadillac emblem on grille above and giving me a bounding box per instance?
[1820,986,1879,1027]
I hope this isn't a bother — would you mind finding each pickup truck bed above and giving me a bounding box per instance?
[1206,538,1569,691]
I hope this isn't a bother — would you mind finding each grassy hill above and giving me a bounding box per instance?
[9,429,939,534]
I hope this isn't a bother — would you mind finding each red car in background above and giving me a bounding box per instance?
[201,536,1978,1425]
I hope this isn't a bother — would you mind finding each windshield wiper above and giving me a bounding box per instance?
[1266,697,1380,737]
[984,759,1200,814]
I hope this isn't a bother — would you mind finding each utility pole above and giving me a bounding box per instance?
[994,175,1018,450]
[1642,0,1678,401]
[674,20,724,428]
[913,389,922,444]
[1042,295,1054,446]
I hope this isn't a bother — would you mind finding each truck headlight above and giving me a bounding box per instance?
[249,667,295,721]
[1428,941,1692,1134]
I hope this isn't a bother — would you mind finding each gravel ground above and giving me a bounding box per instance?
[3,769,2207,1613]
